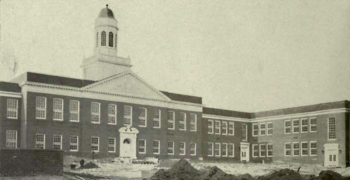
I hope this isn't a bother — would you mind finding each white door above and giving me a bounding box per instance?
[324,143,339,167]
[120,138,133,158]
[119,126,139,159]
[240,143,250,162]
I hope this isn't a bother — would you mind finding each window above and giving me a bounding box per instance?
[292,119,300,133]
[115,34,118,49]
[242,124,247,141]
[267,144,273,157]
[228,143,234,157]
[285,120,291,134]
[168,142,174,155]
[153,109,161,128]
[253,123,259,136]
[101,31,106,46]
[36,97,47,119]
[109,32,113,47]
[70,136,79,152]
[208,120,214,134]
[293,142,300,156]
[91,137,99,152]
[139,108,147,127]
[108,104,117,125]
[108,138,116,153]
[69,100,79,122]
[260,123,266,136]
[53,135,62,150]
[190,143,196,156]
[91,102,100,123]
[310,141,317,156]
[301,142,308,156]
[179,142,186,155]
[207,142,214,156]
[267,122,273,135]
[328,118,336,140]
[168,111,175,130]
[215,121,221,134]
[214,143,221,157]
[6,130,17,149]
[222,121,227,135]
[221,143,227,157]
[190,114,197,131]
[138,139,146,154]
[228,122,234,135]
[124,106,132,126]
[179,112,186,131]
[310,118,317,132]
[35,134,45,149]
[301,118,308,133]
[260,144,266,157]
[153,140,160,154]
[285,142,291,156]
[53,98,63,121]
[96,32,99,47]
[253,144,259,157]
[7,99,18,119]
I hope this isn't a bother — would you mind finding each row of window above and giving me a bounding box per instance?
[98,31,117,48]
[252,122,273,136]
[284,141,317,156]
[207,120,235,136]
[252,144,273,157]
[138,140,197,156]
[284,118,317,134]
[207,142,234,157]
[34,97,198,131]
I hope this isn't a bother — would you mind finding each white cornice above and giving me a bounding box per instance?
[202,114,251,122]
[0,91,22,98]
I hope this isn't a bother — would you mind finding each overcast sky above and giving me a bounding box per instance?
[1,0,350,112]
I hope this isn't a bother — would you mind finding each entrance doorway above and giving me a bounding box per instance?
[324,143,339,167]
[240,142,250,162]
[119,126,139,158]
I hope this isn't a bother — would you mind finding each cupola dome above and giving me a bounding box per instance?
[98,5,115,19]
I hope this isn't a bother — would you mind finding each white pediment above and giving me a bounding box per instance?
[82,71,170,101]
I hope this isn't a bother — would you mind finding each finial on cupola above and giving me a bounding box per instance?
[106,4,108,9]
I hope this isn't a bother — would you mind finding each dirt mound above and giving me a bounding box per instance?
[258,168,305,180]
[80,161,99,169]
[199,166,227,180]
[315,170,343,180]
[151,158,199,180]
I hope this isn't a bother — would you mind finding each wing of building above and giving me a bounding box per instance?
[0,6,349,168]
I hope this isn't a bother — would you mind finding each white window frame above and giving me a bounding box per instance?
[138,107,147,127]
[91,136,99,152]
[208,120,214,134]
[190,142,196,156]
[179,112,187,131]
[138,139,146,154]
[242,124,248,141]
[228,143,234,157]
[309,141,317,156]
[301,141,308,156]
[328,118,336,140]
[153,140,160,155]
[221,143,228,157]
[267,144,273,157]
[215,120,221,135]
[259,144,266,157]
[228,122,234,136]
[108,104,117,125]
[35,134,45,149]
[292,119,300,134]
[309,118,317,132]
[53,134,62,150]
[252,144,259,158]
[91,102,100,124]
[153,109,161,128]
[36,96,47,120]
[168,141,174,155]
[301,118,308,133]
[70,136,79,152]
[6,130,17,149]
[108,137,116,153]
[284,142,292,156]
[293,142,300,156]
[214,142,221,157]
[123,106,133,126]
[267,122,273,135]
[7,99,18,119]
[168,111,175,130]
[179,142,186,155]
[207,142,214,157]
[221,121,228,135]
[259,123,266,136]
[252,123,259,137]
[69,100,80,122]
[53,98,64,121]
[190,113,197,132]
[284,120,291,134]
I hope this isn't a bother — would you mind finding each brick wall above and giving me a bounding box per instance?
[0,149,63,177]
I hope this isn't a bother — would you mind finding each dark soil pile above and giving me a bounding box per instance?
[258,169,305,180]
[199,166,227,180]
[79,161,99,169]
[315,170,343,180]
[151,158,200,180]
